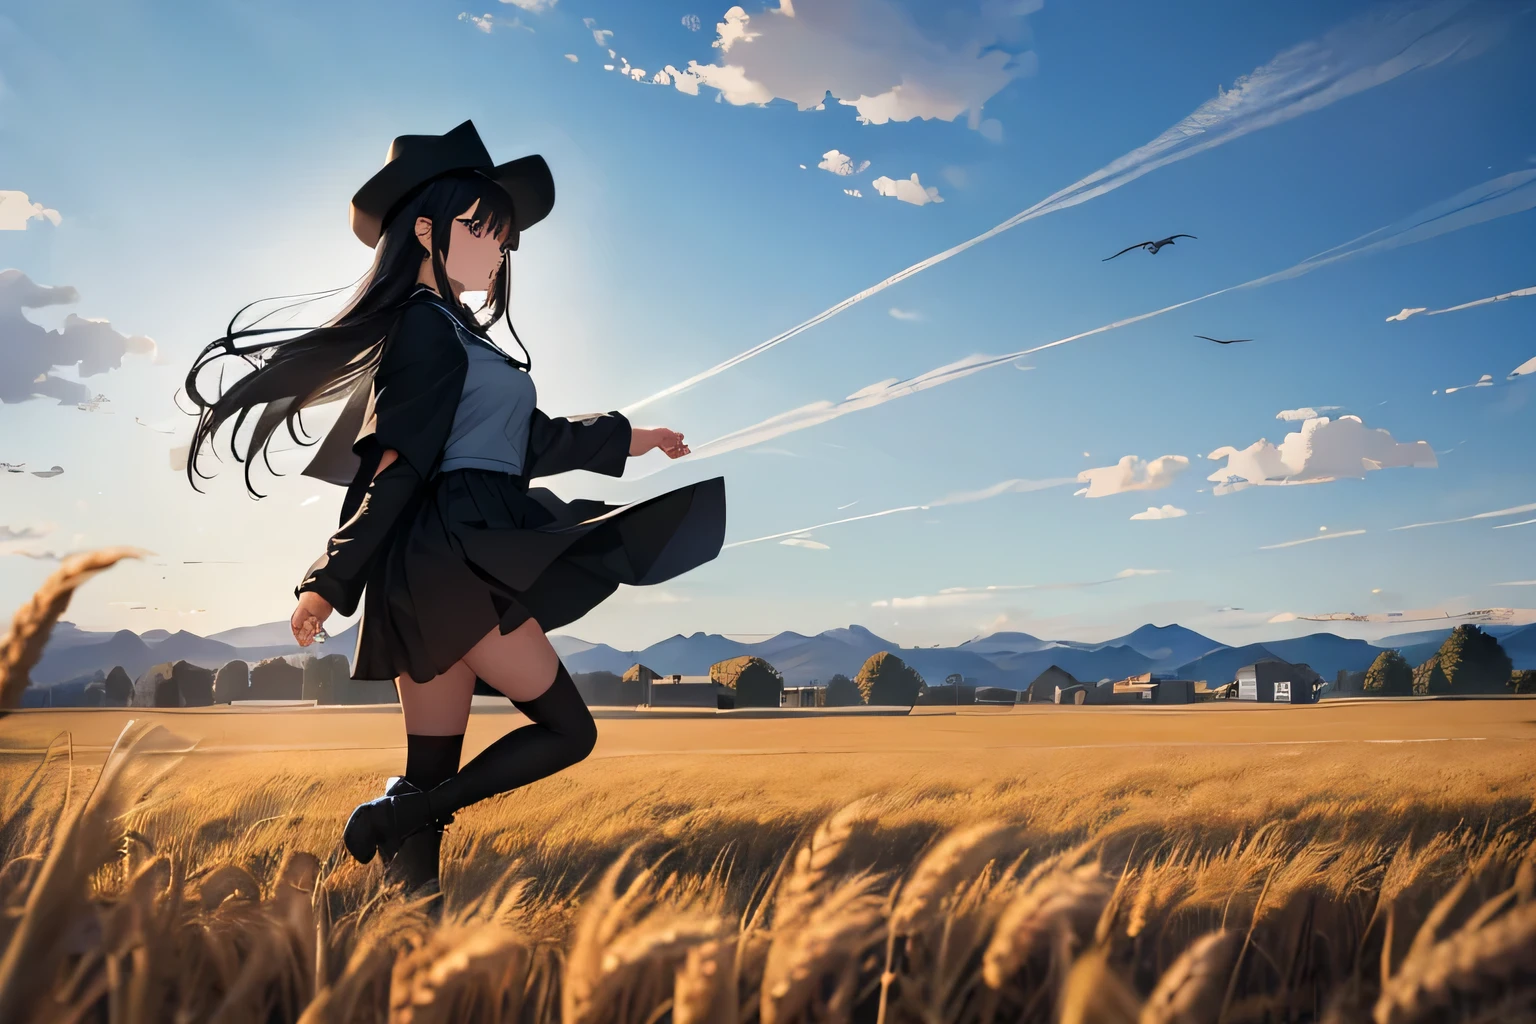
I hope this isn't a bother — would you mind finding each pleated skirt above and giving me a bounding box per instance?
[350,469,727,683]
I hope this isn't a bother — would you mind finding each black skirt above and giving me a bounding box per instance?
[351,469,726,683]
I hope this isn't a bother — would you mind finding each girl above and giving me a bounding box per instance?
[185,120,726,900]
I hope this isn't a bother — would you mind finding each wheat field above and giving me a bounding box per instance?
[1,701,1534,1024]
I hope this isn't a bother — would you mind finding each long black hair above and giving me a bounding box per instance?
[184,171,526,497]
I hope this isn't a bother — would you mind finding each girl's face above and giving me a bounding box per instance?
[416,198,513,294]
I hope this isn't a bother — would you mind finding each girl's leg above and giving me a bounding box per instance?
[342,661,473,879]
[423,618,597,813]
[396,662,474,791]
[342,622,597,870]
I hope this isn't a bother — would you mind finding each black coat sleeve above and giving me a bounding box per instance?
[294,304,465,614]
[524,409,632,480]
[294,458,421,616]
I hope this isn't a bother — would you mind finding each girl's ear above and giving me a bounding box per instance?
[413,215,433,255]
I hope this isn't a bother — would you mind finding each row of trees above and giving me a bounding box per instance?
[1359,625,1529,696]
[573,650,937,708]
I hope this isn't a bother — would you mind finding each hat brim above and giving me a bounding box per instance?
[349,153,556,248]
[490,154,555,234]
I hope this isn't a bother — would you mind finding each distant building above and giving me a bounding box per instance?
[974,686,1017,705]
[1029,665,1079,703]
[1236,659,1319,704]
[1111,672,1196,705]
[781,685,826,708]
[648,674,735,709]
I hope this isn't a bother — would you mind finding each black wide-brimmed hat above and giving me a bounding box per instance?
[349,119,555,248]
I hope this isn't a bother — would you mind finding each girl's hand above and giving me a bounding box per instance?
[630,427,690,459]
[291,591,334,646]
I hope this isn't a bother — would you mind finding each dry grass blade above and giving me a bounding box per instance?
[1374,899,1536,1024]
[0,719,185,1023]
[891,820,1013,934]
[198,863,262,911]
[982,862,1109,989]
[1059,947,1142,1024]
[0,546,145,710]
[1139,929,1238,1024]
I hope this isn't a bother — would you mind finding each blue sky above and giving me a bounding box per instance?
[1,0,1534,650]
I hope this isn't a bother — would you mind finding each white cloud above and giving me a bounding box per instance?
[1258,528,1367,550]
[564,53,579,62]
[1130,504,1188,521]
[871,173,943,206]
[500,0,555,10]
[1439,374,1493,394]
[630,588,690,604]
[620,4,1530,416]
[843,188,862,198]
[1494,580,1536,587]
[0,191,61,230]
[1,270,157,404]
[1206,416,1435,496]
[1393,501,1536,531]
[888,308,920,320]
[1276,406,1339,421]
[1389,284,1536,322]
[682,14,702,32]
[874,568,1168,608]
[817,149,870,176]
[583,16,613,45]
[780,536,829,550]
[1076,455,1190,498]
[459,11,530,32]
[653,1,1036,126]
[1507,355,1536,379]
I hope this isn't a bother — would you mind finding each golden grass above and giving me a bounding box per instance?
[2,553,1534,1021]
[0,713,1532,1023]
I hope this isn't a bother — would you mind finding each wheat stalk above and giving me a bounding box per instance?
[891,821,1013,934]
[0,719,185,1022]
[982,862,1109,989]
[760,871,885,1024]
[1059,946,1142,1024]
[1139,929,1237,1024]
[1374,898,1536,1024]
[386,924,530,1024]
[773,797,872,931]
[0,546,145,710]
[674,936,738,1024]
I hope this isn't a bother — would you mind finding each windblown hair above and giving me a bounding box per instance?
[183,172,523,497]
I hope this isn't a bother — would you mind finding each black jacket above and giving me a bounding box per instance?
[295,298,631,616]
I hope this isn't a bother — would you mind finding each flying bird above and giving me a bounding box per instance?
[1195,335,1253,345]
[1103,234,1197,261]
[1,462,24,473]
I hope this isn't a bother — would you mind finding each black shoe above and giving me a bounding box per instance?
[342,777,451,865]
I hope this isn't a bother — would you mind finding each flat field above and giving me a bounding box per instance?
[1,699,1533,1023]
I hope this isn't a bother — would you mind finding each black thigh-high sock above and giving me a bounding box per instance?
[404,733,463,792]
[424,662,596,818]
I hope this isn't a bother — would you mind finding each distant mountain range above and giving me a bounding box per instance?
[34,617,1536,690]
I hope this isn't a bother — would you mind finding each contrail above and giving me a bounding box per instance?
[620,0,1516,415]
[1386,283,1536,322]
[657,169,1536,465]
[722,475,1074,549]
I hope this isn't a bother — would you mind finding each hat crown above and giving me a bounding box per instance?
[385,120,491,169]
